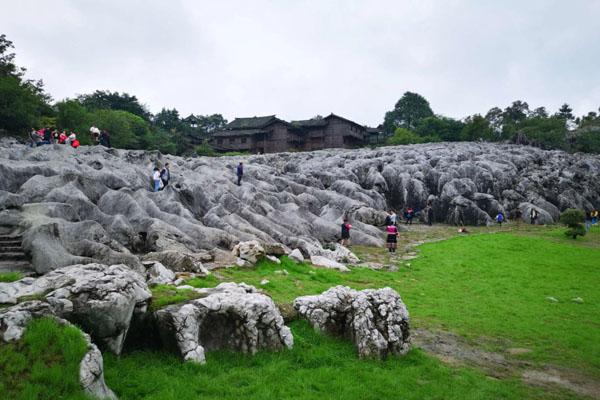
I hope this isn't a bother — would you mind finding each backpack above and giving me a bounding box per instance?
[497,213,504,222]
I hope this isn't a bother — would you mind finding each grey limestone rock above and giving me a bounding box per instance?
[0,263,151,355]
[154,282,293,364]
[294,286,410,359]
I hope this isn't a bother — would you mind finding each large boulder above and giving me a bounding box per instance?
[232,240,266,265]
[154,283,293,364]
[294,286,410,359]
[141,250,211,275]
[0,263,151,354]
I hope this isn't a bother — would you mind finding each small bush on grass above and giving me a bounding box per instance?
[0,272,22,282]
[0,317,88,399]
[560,209,586,239]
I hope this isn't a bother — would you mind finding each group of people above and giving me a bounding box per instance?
[28,124,111,149]
[29,127,80,148]
[151,163,171,192]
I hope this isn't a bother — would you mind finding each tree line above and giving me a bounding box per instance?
[383,92,600,153]
[1,33,599,155]
[0,34,226,155]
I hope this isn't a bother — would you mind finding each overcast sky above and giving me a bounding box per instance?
[2,0,599,126]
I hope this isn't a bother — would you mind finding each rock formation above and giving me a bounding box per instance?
[1,140,599,274]
[0,263,151,354]
[294,286,410,359]
[154,282,293,363]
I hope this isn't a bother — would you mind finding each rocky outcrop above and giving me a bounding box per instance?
[0,301,116,400]
[154,283,293,363]
[0,141,599,273]
[232,240,266,265]
[294,286,410,359]
[0,263,151,354]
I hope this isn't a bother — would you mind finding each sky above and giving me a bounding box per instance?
[1,0,599,126]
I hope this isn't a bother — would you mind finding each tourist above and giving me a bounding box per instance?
[405,207,414,225]
[496,211,505,226]
[42,127,52,145]
[29,128,42,147]
[386,222,399,253]
[90,125,101,144]
[591,209,599,225]
[71,137,80,148]
[99,129,111,147]
[384,210,392,226]
[236,162,244,186]
[458,227,470,234]
[152,167,161,192]
[58,131,67,144]
[159,162,170,190]
[426,204,434,226]
[66,132,76,146]
[340,218,351,246]
[585,210,592,232]
[390,210,398,226]
[52,130,59,143]
[530,208,538,225]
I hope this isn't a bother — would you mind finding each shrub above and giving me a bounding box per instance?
[560,208,586,239]
[195,142,216,157]
[386,128,422,145]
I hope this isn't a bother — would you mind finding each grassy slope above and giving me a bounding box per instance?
[0,317,88,400]
[106,321,573,400]
[184,229,600,377]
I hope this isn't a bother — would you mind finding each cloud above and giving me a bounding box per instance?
[1,0,598,125]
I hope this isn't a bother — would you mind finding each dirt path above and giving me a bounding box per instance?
[413,328,600,399]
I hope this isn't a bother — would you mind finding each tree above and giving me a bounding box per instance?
[461,115,495,141]
[503,100,530,124]
[555,103,574,121]
[383,92,434,133]
[531,107,548,118]
[514,117,566,150]
[414,116,464,142]
[154,108,182,131]
[0,34,52,136]
[560,209,586,239]
[77,90,151,121]
[484,107,504,138]
[386,127,422,145]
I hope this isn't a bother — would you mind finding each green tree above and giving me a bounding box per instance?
[461,115,495,141]
[0,34,52,136]
[77,90,151,121]
[91,109,150,149]
[414,116,464,142]
[386,127,422,145]
[555,103,574,122]
[383,91,434,133]
[154,108,182,131]
[55,100,92,142]
[560,209,586,239]
[514,117,566,150]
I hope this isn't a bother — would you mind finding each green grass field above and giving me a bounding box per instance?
[1,226,598,399]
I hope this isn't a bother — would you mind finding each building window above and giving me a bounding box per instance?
[241,137,247,144]
[217,139,223,145]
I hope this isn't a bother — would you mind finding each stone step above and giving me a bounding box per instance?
[0,260,34,276]
[0,246,22,252]
[0,235,23,241]
[0,252,28,261]
[0,240,22,246]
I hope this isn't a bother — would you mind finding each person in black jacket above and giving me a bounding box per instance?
[236,162,244,186]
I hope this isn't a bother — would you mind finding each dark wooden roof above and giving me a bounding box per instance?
[290,118,329,128]
[225,116,281,130]
[212,129,266,138]
[325,113,365,130]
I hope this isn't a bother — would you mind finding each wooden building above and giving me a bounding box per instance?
[211,113,367,154]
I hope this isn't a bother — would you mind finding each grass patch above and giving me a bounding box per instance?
[0,317,88,399]
[104,320,572,400]
[187,231,600,379]
[149,284,204,311]
[0,272,23,282]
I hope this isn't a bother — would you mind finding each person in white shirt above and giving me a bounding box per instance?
[90,125,101,143]
[152,167,161,192]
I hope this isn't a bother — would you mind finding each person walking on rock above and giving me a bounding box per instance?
[236,162,244,186]
[405,207,414,225]
[152,167,161,192]
[386,222,399,253]
[340,218,351,246]
[29,128,41,147]
[159,162,170,190]
[99,129,111,148]
[592,209,599,225]
[426,204,434,226]
[90,125,101,144]
[530,208,538,225]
